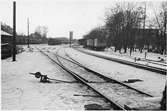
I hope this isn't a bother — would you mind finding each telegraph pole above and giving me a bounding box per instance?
[143,2,146,30]
[12,1,16,61]
[144,2,147,58]
[164,12,166,37]
[143,2,147,55]
[164,12,166,54]
[27,18,30,48]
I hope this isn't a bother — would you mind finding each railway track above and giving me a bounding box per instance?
[47,47,153,97]
[37,47,126,110]
[75,48,166,75]
[37,46,160,110]
[64,51,153,97]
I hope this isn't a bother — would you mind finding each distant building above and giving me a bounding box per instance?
[132,28,159,49]
[48,37,69,45]
[55,37,69,44]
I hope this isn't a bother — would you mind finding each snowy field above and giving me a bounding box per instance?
[65,48,166,97]
[1,45,111,110]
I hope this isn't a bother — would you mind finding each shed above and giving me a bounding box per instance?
[1,30,13,44]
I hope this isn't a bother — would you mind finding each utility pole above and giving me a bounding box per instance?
[164,12,166,37]
[12,1,16,61]
[27,18,30,48]
[164,11,166,54]
[143,2,147,53]
[143,2,146,30]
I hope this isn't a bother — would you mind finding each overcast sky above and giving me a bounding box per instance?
[0,0,163,39]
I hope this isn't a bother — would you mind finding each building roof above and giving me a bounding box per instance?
[1,30,12,36]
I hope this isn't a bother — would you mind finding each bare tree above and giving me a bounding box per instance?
[35,26,48,38]
[152,1,167,54]
[32,26,49,43]
[84,26,106,40]
[105,2,145,53]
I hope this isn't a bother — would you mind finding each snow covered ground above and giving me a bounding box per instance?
[38,45,161,109]
[1,45,111,110]
[65,48,166,97]
[2,44,165,110]
[75,47,167,70]
[104,47,167,62]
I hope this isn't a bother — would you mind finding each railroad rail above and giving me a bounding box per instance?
[64,51,153,97]
[36,46,160,110]
[75,48,167,75]
[36,47,127,110]
[142,60,167,67]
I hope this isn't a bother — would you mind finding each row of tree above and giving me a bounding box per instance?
[29,26,48,44]
[1,23,48,44]
[83,2,166,54]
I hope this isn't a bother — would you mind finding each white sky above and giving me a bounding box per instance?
[0,0,163,39]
